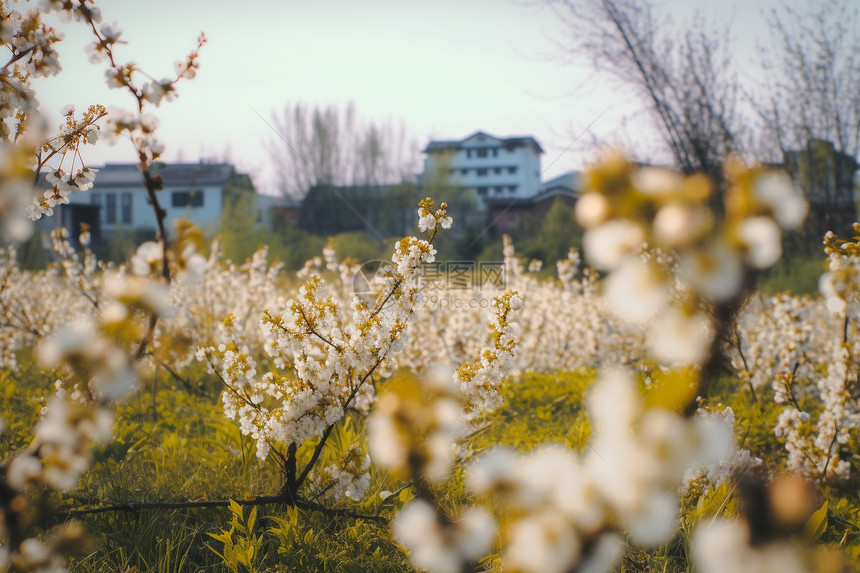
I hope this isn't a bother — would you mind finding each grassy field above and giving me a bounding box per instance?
[3,359,859,572]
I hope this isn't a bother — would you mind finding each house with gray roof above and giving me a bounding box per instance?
[56,162,255,240]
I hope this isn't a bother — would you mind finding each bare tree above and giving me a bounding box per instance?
[547,0,744,188]
[267,102,419,199]
[756,0,860,237]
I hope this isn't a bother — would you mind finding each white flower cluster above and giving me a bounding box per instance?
[322,240,338,272]
[682,406,762,494]
[393,235,437,278]
[5,398,113,491]
[0,4,63,81]
[165,244,282,371]
[130,225,207,285]
[39,270,174,400]
[774,338,857,481]
[694,519,808,573]
[734,293,816,402]
[92,17,204,161]
[0,138,39,242]
[1,0,108,235]
[463,370,735,573]
[417,198,452,233]
[393,500,495,573]
[0,235,102,371]
[555,247,582,287]
[369,361,502,573]
[395,235,630,379]
[198,200,451,467]
[455,289,522,420]
[0,522,90,573]
[819,225,860,316]
[318,445,371,502]
[731,246,860,482]
[103,107,165,161]
[576,154,807,367]
[27,162,99,221]
[368,366,466,484]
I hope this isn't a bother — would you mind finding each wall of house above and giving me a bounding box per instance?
[70,185,225,237]
[423,136,542,205]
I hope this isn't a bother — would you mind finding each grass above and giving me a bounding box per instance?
[758,251,828,296]
[3,360,860,571]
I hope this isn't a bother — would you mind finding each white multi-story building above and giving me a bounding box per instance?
[420,131,544,204]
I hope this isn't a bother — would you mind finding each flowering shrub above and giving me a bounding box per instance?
[1,0,205,569]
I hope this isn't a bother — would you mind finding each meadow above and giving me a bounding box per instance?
[2,188,859,571]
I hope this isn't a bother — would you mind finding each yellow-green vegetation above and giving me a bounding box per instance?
[471,370,593,454]
[3,366,860,571]
[758,252,829,296]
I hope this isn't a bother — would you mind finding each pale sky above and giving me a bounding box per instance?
[31,0,804,195]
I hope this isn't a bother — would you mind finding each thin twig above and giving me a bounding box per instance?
[63,495,386,523]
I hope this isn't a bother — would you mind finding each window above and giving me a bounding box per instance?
[494,187,504,194]
[476,149,488,158]
[466,150,472,158]
[508,185,517,192]
[492,148,498,157]
[105,193,116,225]
[493,167,502,175]
[172,190,204,208]
[507,166,517,174]
[121,193,132,224]
[477,186,488,195]
[461,168,469,175]
[91,192,101,206]
[476,168,487,177]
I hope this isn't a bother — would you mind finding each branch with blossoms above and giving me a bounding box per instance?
[372,156,840,573]
[0,264,177,570]
[569,154,852,572]
[368,289,523,573]
[79,6,205,284]
[28,105,106,219]
[768,226,860,483]
[1,1,207,569]
[190,199,452,509]
[0,3,105,240]
[575,153,808,415]
[22,200,455,532]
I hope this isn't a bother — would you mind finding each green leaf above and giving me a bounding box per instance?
[644,368,697,412]
[247,505,257,533]
[803,501,828,543]
[399,488,414,504]
[204,542,226,561]
[3,379,15,402]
